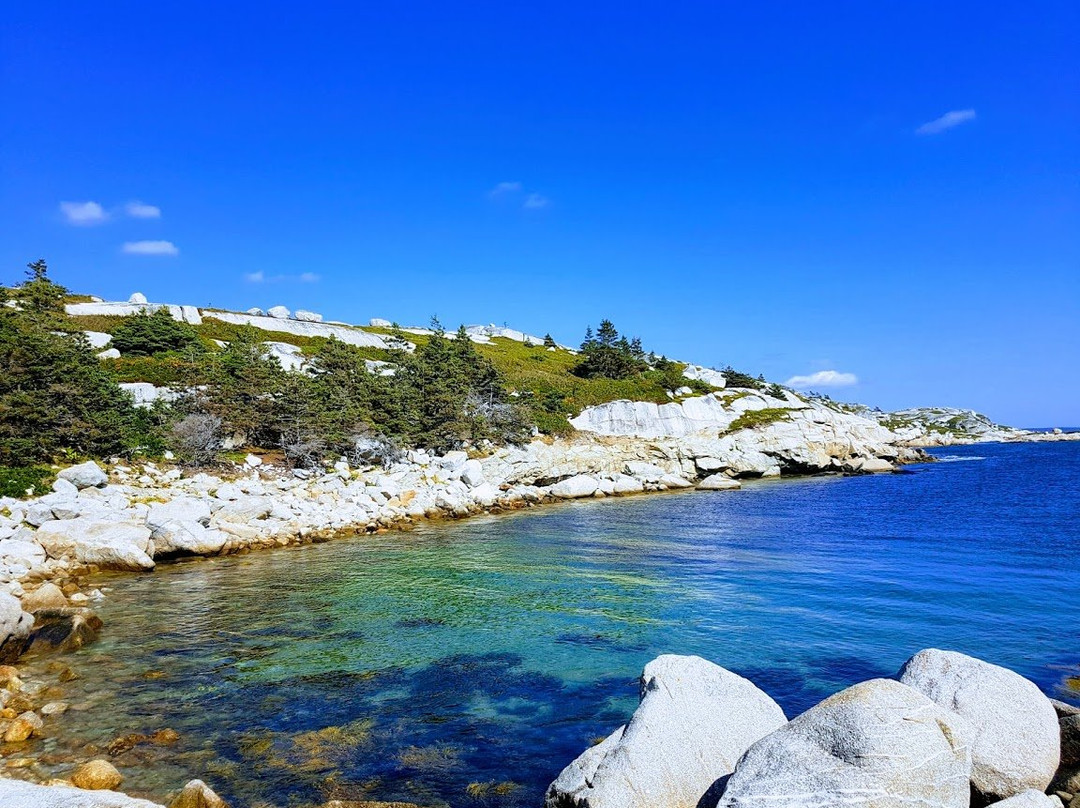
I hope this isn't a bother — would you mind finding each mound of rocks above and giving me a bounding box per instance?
[550,650,1073,808]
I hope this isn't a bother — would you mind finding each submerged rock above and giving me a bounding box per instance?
[898,648,1060,801]
[546,654,786,808]
[716,678,972,808]
[29,610,104,654]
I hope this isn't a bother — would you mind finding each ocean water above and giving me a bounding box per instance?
[19,441,1080,807]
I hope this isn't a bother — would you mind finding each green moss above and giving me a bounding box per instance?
[726,407,791,433]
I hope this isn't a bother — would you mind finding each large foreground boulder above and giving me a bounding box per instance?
[898,648,1060,801]
[716,678,972,808]
[151,521,227,556]
[0,777,164,807]
[546,654,786,808]
[0,591,34,662]
[549,475,599,499]
[35,518,155,571]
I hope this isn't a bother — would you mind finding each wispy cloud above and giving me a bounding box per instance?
[916,109,976,135]
[488,181,522,198]
[125,201,161,219]
[523,193,549,209]
[60,201,108,225]
[122,240,179,256]
[244,271,320,284]
[786,370,858,388]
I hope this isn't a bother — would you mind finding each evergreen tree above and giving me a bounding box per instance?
[573,320,648,380]
[0,261,139,464]
[110,307,203,356]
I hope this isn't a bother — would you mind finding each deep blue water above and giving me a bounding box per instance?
[25,441,1080,808]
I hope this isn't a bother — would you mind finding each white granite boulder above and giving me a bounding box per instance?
[547,655,786,808]
[128,292,149,304]
[697,474,741,490]
[0,777,164,807]
[57,461,108,489]
[267,305,291,319]
[898,648,1060,801]
[35,518,155,571]
[150,521,227,556]
[294,309,323,322]
[985,792,1065,808]
[0,591,34,662]
[146,498,212,529]
[549,475,599,499]
[717,678,972,808]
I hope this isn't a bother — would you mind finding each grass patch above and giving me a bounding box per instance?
[0,465,55,498]
[726,407,792,433]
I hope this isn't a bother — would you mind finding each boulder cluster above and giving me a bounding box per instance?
[548,650,1079,808]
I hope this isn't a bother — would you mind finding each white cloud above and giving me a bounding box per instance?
[785,370,859,388]
[245,270,320,284]
[60,201,108,225]
[122,240,179,256]
[523,193,549,209]
[125,201,161,219]
[916,109,976,135]
[488,181,522,198]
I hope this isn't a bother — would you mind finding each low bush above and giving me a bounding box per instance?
[0,465,54,498]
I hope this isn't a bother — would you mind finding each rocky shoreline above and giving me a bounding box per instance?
[0,423,1075,806]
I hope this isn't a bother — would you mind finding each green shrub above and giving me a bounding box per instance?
[726,407,791,432]
[110,308,202,356]
[0,465,54,498]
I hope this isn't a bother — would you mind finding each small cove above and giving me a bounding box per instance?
[14,441,1080,807]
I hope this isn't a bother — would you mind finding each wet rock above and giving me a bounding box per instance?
[716,679,972,808]
[41,701,69,715]
[4,709,44,741]
[22,582,70,612]
[547,654,786,808]
[0,777,165,807]
[57,461,108,489]
[151,521,227,556]
[72,759,125,790]
[108,733,149,756]
[0,591,34,662]
[899,648,1060,801]
[168,779,228,808]
[29,610,104,654]
[151,727,180,745]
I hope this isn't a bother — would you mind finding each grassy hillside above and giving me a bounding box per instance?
[72,314,716,434]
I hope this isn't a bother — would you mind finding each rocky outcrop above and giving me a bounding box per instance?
[0,777,164,807]
[898,648,1060,801]
[203,311,390,349]
[168,780,227,808]
[715,678,973,808]
[546,655,786,808]
[35,519,155,571]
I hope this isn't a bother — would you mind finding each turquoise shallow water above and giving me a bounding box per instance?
[21,441,1080,807]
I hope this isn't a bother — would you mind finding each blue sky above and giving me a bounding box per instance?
[2,2,1077,425]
